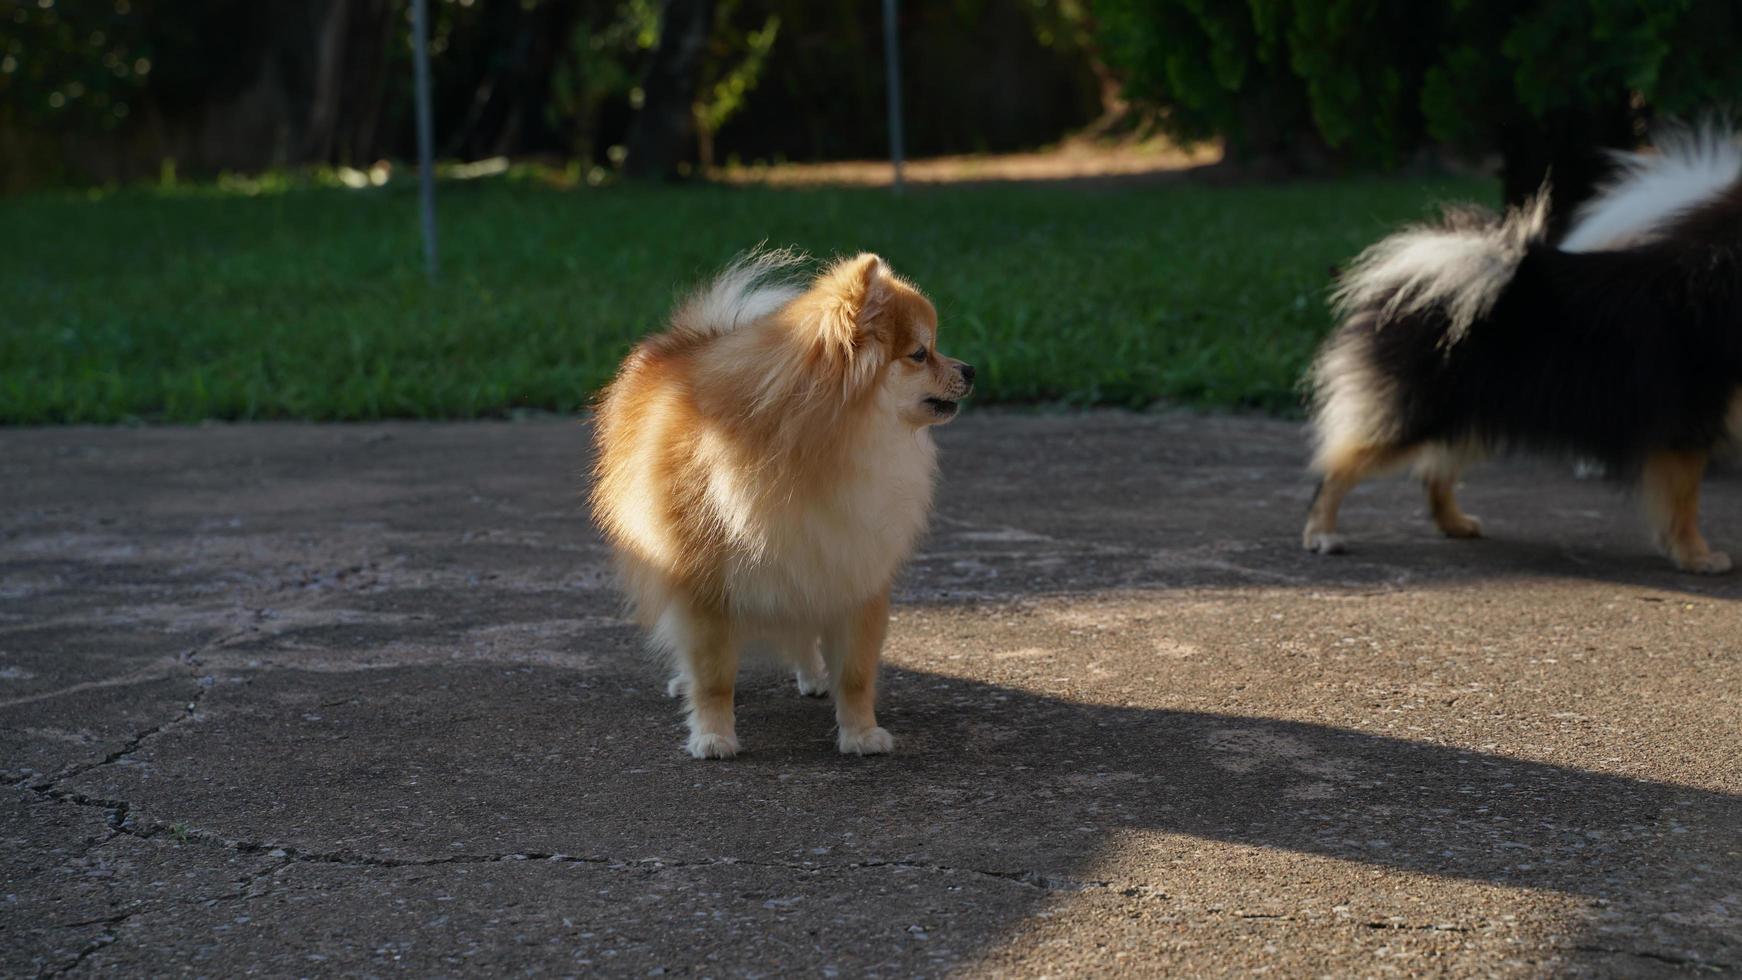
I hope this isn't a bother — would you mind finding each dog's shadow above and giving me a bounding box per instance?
[79,629,1738,972]
[700,664,1741,968]
[913,480,1742,607]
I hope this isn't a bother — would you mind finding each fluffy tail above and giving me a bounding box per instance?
[667,246,808,345]
[1559,121,1742,252]
[1330,193,1550,344]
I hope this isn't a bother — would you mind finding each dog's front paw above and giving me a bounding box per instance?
[686,731,740,759]
[1303,530,1346,554]
[1676,550,1733,575]
[666,675,688,699]
[837,726,894,756]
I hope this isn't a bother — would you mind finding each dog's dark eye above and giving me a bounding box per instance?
[909,346,927,362]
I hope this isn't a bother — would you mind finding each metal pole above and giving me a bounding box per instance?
[881,0,904,194]
[411,0,439,280]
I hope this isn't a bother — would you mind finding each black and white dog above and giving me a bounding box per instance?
[1304,124,1742,572]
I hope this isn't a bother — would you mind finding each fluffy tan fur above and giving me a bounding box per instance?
[590,250,974,758]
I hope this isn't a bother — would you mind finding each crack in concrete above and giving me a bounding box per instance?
[185,840,1104,898]
[35,857,283,976]
[52,911,141,931]
[38,904,147,977]
[24,730,1118,899]
[22,786,1121,901]
[28,786,138,843]
[1573,945,1734,972]
[847,859,1111,893]
[6,626,254,881]
[11,622,268,798]
[41,931,121,977]
[244,845,611,869]
[1361,920,1472,933]
[28,688,204,790]
[202,861,291,907]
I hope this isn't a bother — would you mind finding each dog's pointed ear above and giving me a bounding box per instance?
[815,252,892,351]
[808,252,899,396]
[847,253,892,328]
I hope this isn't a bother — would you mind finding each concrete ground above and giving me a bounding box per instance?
[2,412,1738,978]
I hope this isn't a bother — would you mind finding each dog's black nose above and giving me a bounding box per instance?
[958,363,976,384]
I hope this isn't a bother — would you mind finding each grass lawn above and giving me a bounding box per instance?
[0,172,1493,423]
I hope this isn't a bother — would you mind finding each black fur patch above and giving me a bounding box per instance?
[1324,184,1742,476]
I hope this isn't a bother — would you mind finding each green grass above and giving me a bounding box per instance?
[0,172,1493,423]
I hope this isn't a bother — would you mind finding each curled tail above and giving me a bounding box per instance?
[1329,122,1742,346]
[1560,121,1742,252]
[1330,192,1550,346]
[666,246,808,346]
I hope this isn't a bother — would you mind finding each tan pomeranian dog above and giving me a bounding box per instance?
[590,249,974,759]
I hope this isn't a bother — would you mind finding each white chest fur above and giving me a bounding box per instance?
[709,419,937,625]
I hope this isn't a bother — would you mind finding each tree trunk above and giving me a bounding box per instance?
[302,0,352,164]
[444,0,587,161]
[623,0,714,180]
[300,0,400,166]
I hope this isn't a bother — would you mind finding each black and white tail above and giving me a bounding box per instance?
[1559,122,1742,252]
[1329,121,1742,345]
[1329,193,1550,346]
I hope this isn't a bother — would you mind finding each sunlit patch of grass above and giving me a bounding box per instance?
[0,173,1492,423]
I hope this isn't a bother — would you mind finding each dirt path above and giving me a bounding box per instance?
[709,139,1221,187]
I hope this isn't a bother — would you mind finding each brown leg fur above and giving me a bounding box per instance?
[1642,450,1732,574]
[822,590,894,755]
[1303,443,1413,554]
[679,610,741,758]
[1425,475,1483,538]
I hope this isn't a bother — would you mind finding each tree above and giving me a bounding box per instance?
[1,0,1104,188]
[622,0,714,179]
[1094,0,1742,214]
[619,0,1106,177]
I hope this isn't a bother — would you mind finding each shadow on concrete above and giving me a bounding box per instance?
[5,417,1738,973]
[906,520,1742,607]
[920,413,1742,605]
[46,656,1735,973]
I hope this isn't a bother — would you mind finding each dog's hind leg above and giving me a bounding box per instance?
[1643,450,1732,574]
[773,631,829,698]
[1303,443,1413,554]
[1416,443,1483,539]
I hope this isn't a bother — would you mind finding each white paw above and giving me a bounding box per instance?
[666,676,688,699]
[686,731,740,759]
[1677,550,1733,575]
[1303,531,1346,554]
[837,726,894,756]
[795,668,830,698]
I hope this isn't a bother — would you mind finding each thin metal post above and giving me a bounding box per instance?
[411,0,439,280]
[881,0,904,194]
